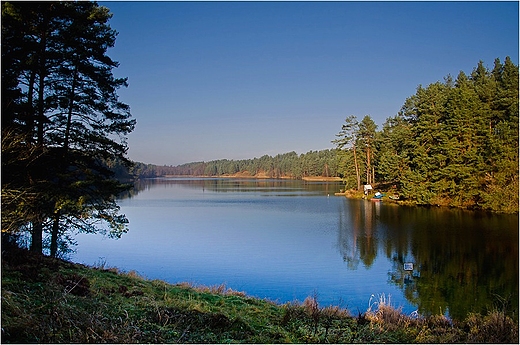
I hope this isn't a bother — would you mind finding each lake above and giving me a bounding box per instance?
[72,177,518,320]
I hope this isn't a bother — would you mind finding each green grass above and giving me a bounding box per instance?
[1,244,518,343]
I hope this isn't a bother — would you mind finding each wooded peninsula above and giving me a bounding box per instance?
[123,57,519,214]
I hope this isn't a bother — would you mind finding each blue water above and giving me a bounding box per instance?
[72,178,518,319]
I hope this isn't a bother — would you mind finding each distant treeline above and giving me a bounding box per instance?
[123,149,341,179]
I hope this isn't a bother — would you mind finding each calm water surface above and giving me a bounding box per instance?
[73,178,518,320]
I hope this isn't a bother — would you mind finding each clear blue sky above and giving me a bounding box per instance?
[101,1,519,166]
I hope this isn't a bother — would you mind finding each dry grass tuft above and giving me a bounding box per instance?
[366,294,416,331]
[175,281,247,297]
[321,304,350,319]
[302,295,320,317]
[124,270,143,279]
[465,311,519,343]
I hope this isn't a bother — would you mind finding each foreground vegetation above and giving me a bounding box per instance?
[2,243,518,344]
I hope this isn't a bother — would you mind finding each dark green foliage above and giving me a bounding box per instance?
[1,1,134,256]
[400,58,518,212]
[338,58,518,213]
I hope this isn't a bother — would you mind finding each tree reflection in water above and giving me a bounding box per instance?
[337,199,518,320]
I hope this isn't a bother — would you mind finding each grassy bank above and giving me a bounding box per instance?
[1,244,518,343]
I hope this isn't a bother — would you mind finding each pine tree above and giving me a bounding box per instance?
[357,115,377,185]
[376,114,412,186]
[333,116,361,190]
[479,57,519,212]
[1,1,135,256]
[386,58,518,212]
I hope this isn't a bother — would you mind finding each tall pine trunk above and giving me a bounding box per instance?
[366,147,371,185]
[32,27,48,255]
[353,145,361,190]
[50,69,78,257]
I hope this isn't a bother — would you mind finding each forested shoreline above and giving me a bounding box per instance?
[127,149,341,179]
[373,57,518,213]
[128,58,519,214]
